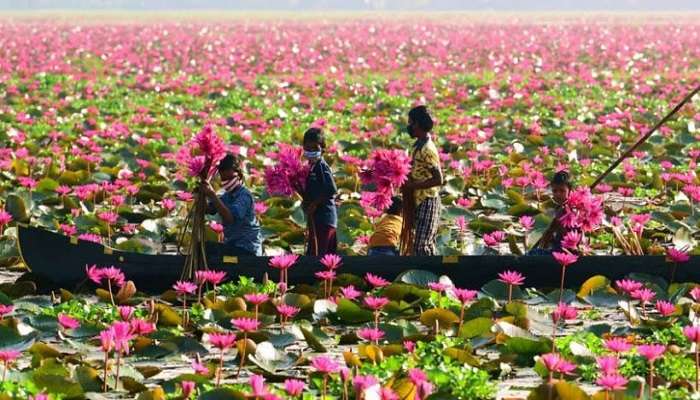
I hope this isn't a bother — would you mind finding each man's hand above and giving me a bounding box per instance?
[303,200,318,216]
[202,182,217,198]
[403,177,416,191]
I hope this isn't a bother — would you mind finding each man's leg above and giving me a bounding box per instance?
[413,197,440,256]
[313,223,337,256]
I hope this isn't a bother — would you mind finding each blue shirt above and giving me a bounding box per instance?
[219,186,263,256]
[305,158,337,228]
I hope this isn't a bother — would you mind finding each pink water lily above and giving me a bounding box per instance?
[208,332,236,386]
[596,356,619,375]
[276,304,300,328]
[118,306,134,321]
[552,251,578,303]
[0,350,20,382]
[264,144,309,196]
[181,380,196,398]
[0,304,13,320]
[605,337,632,354]
[559,188,604,233]
[498,270,525,302]
[519,215,534,231]
[269,254,299,292]
[655,300,676,317]
[365,273,390,289]
[637,344,666,397]
[85,265,125,305]
[232,317,260,377]
[341,285,362,300]
[58,313,80,330]
[311,356,339,399]
[597,374,628,392]
[0,211,12,232]
[284,378,306,397]
[408,368,434,400]
[615,279,643,295]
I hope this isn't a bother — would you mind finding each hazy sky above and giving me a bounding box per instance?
[1,0,699,11]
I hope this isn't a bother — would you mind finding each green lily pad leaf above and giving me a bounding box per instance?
[300,326,327,353]
[122,376,148,394]
[198,388,247,400]
[155,304,183,327]
[626,273,668,291]
[507,203,539,217]
[444,206,474,219]
[0,325,35,350]
[6,194,28,223]
[481,279,524,300]
[444,347,480,367]
[172,336,208,354]
[463,298,497,320]
[673,226,696,251]
[75,365,103,393]
[494,321,538,340]
[65,322,103,338]
[527,381,590,400]
[419,308,460,331]
[504,336,551,356]
[618,301,641,326]
[248,341,297,373]
[391,377,417,400]
[469,218,503,234]
[268,333,296,349]
[578,275,610,298]
[505,302,528,318]
[480,196,507,210]
[527,213,553,248]
[32,373,84,397]
[336,299,373,324]
[0,236,19,267]
[395,269,439,287]
[116,238,160,255]
[651,211,686,233]
[458,317,493,339]
[313,299,337,319]
[584,291,622,308]
[426,393,460,400]
[36,178,59,193]
[281,293,311,309]
[1,281,36,298]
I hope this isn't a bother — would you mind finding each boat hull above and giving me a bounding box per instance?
[16,225,696,293]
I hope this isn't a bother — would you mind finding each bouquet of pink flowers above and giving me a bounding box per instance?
[264,144,310,197]
[176,124,228,280]
[359,148,411,211]
[559,187,604,233]
[176,125,227,180]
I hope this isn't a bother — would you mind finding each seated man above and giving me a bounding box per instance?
[204,154,263,256]
[368,196,403,256]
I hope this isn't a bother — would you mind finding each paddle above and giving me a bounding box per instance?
[531,83,700,252]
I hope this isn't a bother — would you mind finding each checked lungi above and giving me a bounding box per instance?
[413,196,441,256]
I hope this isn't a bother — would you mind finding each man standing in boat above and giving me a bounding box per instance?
[401,105,444,256]
[203,154,263,256]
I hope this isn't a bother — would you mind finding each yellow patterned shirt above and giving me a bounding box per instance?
[411,137,441,206]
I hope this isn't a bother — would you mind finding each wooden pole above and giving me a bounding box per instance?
[590,84,700,190]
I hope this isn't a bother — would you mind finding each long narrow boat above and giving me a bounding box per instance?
[16,225,696,293]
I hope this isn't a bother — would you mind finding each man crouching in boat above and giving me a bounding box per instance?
[528,170,577,255]
[202,154,263,256]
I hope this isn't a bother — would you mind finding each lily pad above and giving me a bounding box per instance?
[336,299,373,324]
[419,308,460,331]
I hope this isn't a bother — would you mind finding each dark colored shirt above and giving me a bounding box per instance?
[219,186,263,256]
[305,158,338,228]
